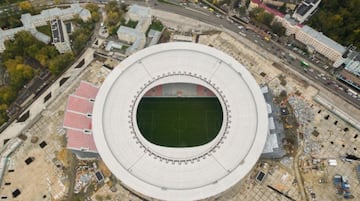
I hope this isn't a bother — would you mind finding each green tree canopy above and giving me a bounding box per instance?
[0,104,9,126]
[104,1,125,35]
[250,7,275,27]
[86,3,100,22]
[4,56,34,89]
[48,53,74,75]
[0,86,17,105]
[307,0,360,49]
[271,21,286,37]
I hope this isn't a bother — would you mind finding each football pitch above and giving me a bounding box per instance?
[136,97,223,147]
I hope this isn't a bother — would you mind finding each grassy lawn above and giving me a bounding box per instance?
[149,20,164,32]
[36,24,52,37]
[136,97,223,147]
[123,19,138,28]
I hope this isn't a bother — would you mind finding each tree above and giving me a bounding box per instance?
[35,46,58,66]
[250,7,275,27]
[249,7,264,18]
[0,104,9,126]
[245,0,251,7]
[19,1,32,11]
[3,56,34,89]
[107,11,121,26]
[257,12,274,26]
[48,53,73,75]
[307,0,360,49]
[71,30,89,55]
[271,21,286,37]
[86,3,100,22]
[279,3,287,14]
[104,1,124,35]
[238,6,247,16]
[0,86,16,105]
[3,31,45,60]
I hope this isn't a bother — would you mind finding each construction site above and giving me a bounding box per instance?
[0,15,360,201]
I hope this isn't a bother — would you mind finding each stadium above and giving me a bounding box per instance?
[92,42,268,200]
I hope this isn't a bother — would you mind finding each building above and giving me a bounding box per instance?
[117,4,152,55]
[295,25,346,64]
[292,0,321,23]
[147,29,162,46]
[262,0,299,10]
[63,81,99,159]
[92,42,268,200]
[51,19,71,53]
[343,50,360,77]
[104,41,124,52]
[126,4,151,32]
[261,86,286,159]
[172,34,194,42]
[117,26,146,53]
[249,0,346,65]
[0,4,90,53]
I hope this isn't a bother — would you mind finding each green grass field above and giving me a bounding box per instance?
[136,98,223,147]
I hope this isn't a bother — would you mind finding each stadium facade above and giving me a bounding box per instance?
[92,42,268,200]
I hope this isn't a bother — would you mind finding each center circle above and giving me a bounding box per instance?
[136,83,223,148]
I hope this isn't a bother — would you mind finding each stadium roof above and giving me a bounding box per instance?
[92,42,268,200]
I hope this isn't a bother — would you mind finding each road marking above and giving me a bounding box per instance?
[184,7,209,16]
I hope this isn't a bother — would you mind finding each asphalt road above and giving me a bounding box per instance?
[145,2,360,108]
[1,0,359,108]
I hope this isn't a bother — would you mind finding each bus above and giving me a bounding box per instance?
[347,88,358,97]
[300,60,309,67]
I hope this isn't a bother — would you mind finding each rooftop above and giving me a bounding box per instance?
[301,25,346,54]
[128,4,151,18]
[92,42,268,200]
[296,4,312,16]
[0,4,90,53]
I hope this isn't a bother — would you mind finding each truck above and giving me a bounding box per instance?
[333,175,343,194]
[333,175,353,199]
[342,176,352,199]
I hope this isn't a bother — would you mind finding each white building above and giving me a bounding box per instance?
[0,4,90,53]
[292,0,321,23]
[343,51,360,77]
[126,4,151,21]
[295,25,346,64]
[250,0,345,65]
[117,4,152,55]
[117,26,146,53]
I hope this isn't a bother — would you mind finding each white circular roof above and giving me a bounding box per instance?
[92,42,268,201]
